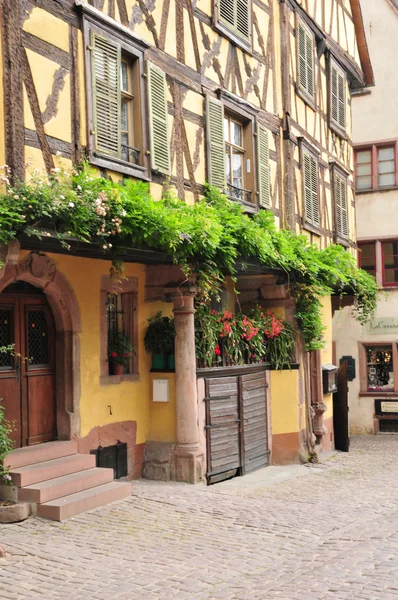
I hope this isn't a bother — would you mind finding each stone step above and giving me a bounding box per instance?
[37,481,132,521]
[18,468,114,504]
[6,441,78,470]
[10,454,96,487]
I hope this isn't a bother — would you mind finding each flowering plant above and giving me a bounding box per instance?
[107,333,134,365]
[195,306,295,370]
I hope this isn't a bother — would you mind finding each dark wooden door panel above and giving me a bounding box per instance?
[0,301,21,447]
[0,293,56,448]
[333,360,349,452]
[26,374,56,444]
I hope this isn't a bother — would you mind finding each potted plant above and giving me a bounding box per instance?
[108,333,134,376]
[0,401,30,523]
[144,312,175,370]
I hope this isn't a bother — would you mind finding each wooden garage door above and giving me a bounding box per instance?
[241,371,269,474]
[205,368,269,484]
[205,376,241,484]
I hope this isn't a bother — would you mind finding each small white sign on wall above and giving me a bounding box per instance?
[153,379,169,403]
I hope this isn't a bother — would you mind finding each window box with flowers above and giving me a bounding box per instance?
[195,306,295,370]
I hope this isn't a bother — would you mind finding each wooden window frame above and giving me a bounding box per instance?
[223,108,255,207]
[354,141,398,192]
[358,241,377,280]
[296,16,316,110]
[382,240,398,288]
[332,166,349,245]
[83,15,149,180]
[100,275,139,385]
[213,0,253,52]
[301,142,320,232]
[359,342,398,396]
[328,57,347,138]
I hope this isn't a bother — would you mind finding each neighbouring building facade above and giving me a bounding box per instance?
[334,0,398,435]
[0,0,372,487]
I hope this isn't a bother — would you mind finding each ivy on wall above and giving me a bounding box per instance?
[0,164,378,351]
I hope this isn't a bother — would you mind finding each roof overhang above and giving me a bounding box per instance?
[349,0,375,87]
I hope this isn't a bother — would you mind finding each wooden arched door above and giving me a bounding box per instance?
[0,283,56,448]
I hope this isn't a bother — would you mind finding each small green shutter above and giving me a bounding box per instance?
[331,61,346,131]
[90,32,121,158]
[257,123,270,208]
[335,172,348,238]
[219,0,250,43]
[206,96,225,189]
[147,62,170,174]
[303,148,319,226]
[297,22,315,100]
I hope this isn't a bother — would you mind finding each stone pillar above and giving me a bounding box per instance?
[168,287,204,484]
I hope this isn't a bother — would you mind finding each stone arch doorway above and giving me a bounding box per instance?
[0,246,82,445]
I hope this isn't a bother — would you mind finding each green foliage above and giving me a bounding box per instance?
[144,312,175,355]
[108,333,133,365]
[0,163,378,351]
[0,402,14,485]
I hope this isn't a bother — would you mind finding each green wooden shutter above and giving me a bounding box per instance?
[297,22,314,100]
[206,96,225,189]
[147,62,170,174]
[257,123,270,208]
[335,172,348,238]
[237,0,250,40]
[331,61,346,131]
[219,0,250,42]
[90,32,121,158]
[303,149,319,226]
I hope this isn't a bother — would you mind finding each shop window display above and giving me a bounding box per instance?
[366,346,394,391]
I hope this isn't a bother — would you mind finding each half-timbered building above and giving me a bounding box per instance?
[0,0,372,518]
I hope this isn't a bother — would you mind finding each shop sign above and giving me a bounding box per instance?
[381,402,398,413]
[367,318,398,335]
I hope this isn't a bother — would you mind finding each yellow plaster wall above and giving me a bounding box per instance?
[23,7,70,52]
[32,252,176,445]
[25,50,72,143]
[148,373,176,442]
[270,370,300,435]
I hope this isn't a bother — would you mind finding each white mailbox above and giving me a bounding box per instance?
[153,379,169,403]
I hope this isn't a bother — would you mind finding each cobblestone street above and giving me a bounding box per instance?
[2,436,398,599]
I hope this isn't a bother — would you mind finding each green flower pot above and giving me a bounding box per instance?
[167,354,175,370]
[152,353,166,370]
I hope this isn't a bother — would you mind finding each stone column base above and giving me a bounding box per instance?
[170,445,205,484]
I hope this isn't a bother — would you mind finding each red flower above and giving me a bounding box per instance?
[214,344,221,356]
[123,353,130,357]
[111,352,117,358]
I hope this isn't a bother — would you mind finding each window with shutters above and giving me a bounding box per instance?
[355,143,397,191]
[329,59,347,136]
[206,96,270,211]
[333,169,348,240]
[214,0,252,49]
[301,146,319,228]
[296,19,315,106]
[83,18,149,179]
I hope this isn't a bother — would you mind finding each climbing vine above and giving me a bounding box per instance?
[0,163,378,351]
